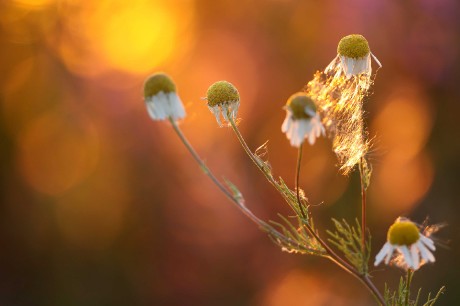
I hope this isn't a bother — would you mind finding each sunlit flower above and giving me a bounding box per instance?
[374,217,436,270]
[206,81,240,127]
[281,93,325,147]
[143,73,186,121]
[326,34,381,79]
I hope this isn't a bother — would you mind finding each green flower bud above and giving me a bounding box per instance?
[337,34,370,59]
[206,81,239,107]
[144,73,176,98]
[286,93,317,120]
[388,220,420,246]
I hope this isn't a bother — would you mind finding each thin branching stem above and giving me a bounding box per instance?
[169,117,301,246]
[169,118,260,224]
[228,116,385,305]
[295,144,307,219]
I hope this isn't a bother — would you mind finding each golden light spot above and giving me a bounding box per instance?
[18,110,99,195]
[57,0,196,75]
[371,152,433,215]
[372,84,433,162]
[370,82,435,215]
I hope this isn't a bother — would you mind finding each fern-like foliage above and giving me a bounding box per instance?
[269,214,325,256]
[384,277,445,306]
[327,218,370,274]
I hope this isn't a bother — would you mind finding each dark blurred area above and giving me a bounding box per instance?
[0,0,459,305]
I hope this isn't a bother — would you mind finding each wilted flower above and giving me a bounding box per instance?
[281,93,325,147]
[206,81,240,126]
[326,34,381,79]
[374,218,436,270]
[144,73,186,121]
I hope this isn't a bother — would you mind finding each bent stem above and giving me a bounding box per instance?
[168,118,304,247]
[228,116,385,305]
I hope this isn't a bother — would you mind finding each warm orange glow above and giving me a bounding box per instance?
[18,110,99,195]
[372,83,433,162]
[371,152,434,214]
[370,82,435,214]
[56,0,196,75]
[261,269,367,305]
[12,0,54,8]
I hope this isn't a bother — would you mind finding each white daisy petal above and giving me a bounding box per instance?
[399,246,414,269]
[417,241,435,263]
[374,242,392,266]
[410,244,420,270]
[420,235,436,251]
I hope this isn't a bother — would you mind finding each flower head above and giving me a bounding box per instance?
[144,73,186,121]
[326,34,381,79]
[206,81,240,127]
[281,93,325,147]
[374,218,436,270]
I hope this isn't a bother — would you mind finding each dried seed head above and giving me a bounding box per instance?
[286,93,317,120]
[206,81,239,107]
[387,220,420,246]
[144,73,176,98]
[337,34,370,59]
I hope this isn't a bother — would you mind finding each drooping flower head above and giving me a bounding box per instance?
[206,81,240,126]
[305,34,381,175]
[374,217,436,270]
[144,73,186,121]
[326,34,381,79]
[281,92,325,147]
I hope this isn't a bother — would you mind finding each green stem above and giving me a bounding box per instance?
[295,144,307,219]
[405,269,414,306]
[228,116,385,305]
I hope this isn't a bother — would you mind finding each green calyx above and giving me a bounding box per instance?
[144,73,176,98]
[286,93,317,120]
[206,81,239,107]
[337,34,370,59]
[388,221,420,246]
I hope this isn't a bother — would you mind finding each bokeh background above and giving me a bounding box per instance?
[0,0,459,305]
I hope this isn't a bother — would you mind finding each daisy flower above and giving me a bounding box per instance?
[326,34,382,79]
[374,217,436,270]
[206,81,240,127]
[144,73,186,121]
[281,93,325,147]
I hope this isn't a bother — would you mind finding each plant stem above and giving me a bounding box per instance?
[359,158,367,269]
[405,269,414,306]
[169,118,260,225]
[228,117,385,305]
[168,118,304,248]
[295,144,307,219]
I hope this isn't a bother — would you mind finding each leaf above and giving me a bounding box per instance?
[327,218,370,274]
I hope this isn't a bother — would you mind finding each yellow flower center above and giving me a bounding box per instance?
[337,34,370,59]
[286,93,317,120]
[144,73,176,98]
[387,221,420,246]
[206,81,240,107]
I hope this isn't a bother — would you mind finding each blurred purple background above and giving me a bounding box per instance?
[0,0,459,305]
